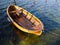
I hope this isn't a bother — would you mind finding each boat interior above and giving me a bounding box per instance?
[8,5,41,30]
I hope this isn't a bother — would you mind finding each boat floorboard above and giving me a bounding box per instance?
[15,15,34,30]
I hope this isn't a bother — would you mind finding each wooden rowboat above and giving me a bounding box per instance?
[7,4,44,35]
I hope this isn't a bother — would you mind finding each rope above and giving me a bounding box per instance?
[45,29,60,38]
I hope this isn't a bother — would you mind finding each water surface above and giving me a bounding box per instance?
[0,0,60,45]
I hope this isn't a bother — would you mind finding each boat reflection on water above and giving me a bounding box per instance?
[10,23,41,45]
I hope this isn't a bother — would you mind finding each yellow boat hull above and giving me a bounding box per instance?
[7,4,44,36]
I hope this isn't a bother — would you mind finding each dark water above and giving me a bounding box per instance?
[0,0,60,45]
